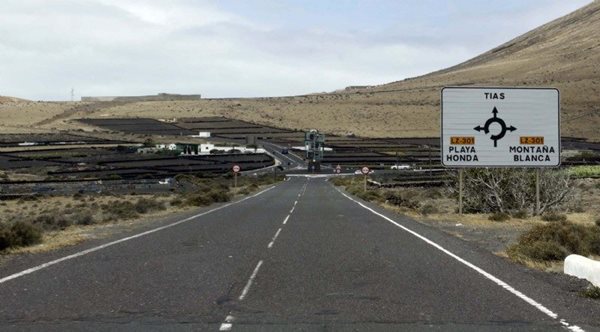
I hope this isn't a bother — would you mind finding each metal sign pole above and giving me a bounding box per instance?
[364,174,367,192]
[459,169,464,215]
[234,172,237,189]
[536,168,541,215]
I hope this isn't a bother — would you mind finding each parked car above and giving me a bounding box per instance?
[391,164,411,170]
[354,169,375,175]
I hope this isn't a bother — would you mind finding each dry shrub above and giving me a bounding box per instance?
[508,221,600,262]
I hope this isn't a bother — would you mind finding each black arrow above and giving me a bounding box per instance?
[474,125,488,134]
[492,107,498,118]
[507,125,517,132]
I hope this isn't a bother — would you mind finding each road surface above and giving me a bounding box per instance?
[260,141,305,170]
[0,177,599,331]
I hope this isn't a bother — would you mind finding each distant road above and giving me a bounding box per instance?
[260,141,305,170]
[0,178,598,330]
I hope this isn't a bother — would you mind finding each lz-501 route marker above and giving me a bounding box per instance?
[441,87,560,167]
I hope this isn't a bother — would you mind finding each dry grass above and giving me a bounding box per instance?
[0,194,184,254]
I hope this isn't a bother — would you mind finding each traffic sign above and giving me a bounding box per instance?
[335,164,341,171]
[441,87,560,167]
[232,165,241,173]
[361,166,370,175]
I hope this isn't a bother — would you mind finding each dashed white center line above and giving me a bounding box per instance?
[239,260,263,301]
[267,228,283,249]
[219,187,303,330]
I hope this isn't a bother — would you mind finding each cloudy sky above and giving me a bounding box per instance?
[0,0,592,101]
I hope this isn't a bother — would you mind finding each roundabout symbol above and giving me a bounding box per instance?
[474,107,517,147]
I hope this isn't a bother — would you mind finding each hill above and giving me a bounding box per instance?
[0,96,27,103]
[1,1,599,141]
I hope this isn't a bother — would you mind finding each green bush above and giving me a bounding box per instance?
[541,212,567,222]
[170,197,183,207]
[355,190,383,202]
[134,198,166,214]
[9,222,42,247]
[420,203,439,215]
[186,193,212,206]
[103,201,139,220]
[207,189,231,203]
[568,166,600,178]
[73,212,96,226]
[384,190,420,209]
[0,224,13,250]
[581,286,600,299]
[34,214,72,230]
[184,188,231,207]
[508,221,600,262]
[489,212,511,222]
[512,210,529,219]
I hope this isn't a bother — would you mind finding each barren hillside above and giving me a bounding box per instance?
[0,96,27,103]
[2,1,599,140]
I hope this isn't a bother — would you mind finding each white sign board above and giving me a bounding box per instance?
[441,87,560,167]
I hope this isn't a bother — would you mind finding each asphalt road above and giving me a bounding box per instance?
[1,177,599,331]
[259,141,306,170]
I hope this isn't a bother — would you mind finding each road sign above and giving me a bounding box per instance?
[336,164,341,171]
[232,165,241,173]
[441,87,560,167]
[361,166,370,175]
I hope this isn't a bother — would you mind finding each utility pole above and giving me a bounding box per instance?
[71,88,75,102]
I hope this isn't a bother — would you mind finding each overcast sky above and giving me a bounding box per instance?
[0,0,592,101]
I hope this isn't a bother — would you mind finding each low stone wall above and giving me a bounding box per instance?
[564,254,600,287]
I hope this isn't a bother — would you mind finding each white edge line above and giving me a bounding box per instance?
[0,186,277,285]
[335,187,584,332]
[290,207,295,214]
[283,215,290,225]
[239,260,263,300]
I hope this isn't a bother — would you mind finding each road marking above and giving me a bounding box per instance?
[289,207,295,214]
[294,200,298,206]
[239,260,263,300]
[336,188,584,332]
[0,186,277,285]
[267,228,283,249]
[283,215,290,225]
[219,315,235,331]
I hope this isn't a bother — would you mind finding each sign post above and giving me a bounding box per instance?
[361,166,370,192]
[441,87,560,215]
[335,164,341,174]
[536,168,541,215]
[232,164,240,188]
[458,169,464,215]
